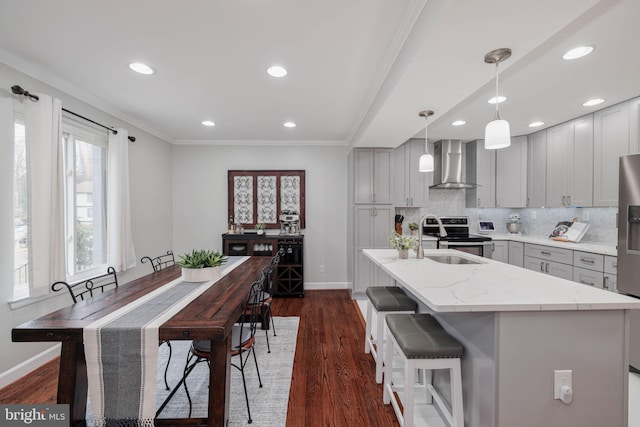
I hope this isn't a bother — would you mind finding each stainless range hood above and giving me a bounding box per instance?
[429,140,475,189]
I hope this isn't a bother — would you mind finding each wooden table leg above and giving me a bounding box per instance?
[208,335,232,426]
[58,340,87,425]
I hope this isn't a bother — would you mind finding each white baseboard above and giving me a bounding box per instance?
[0,344,61,389]
[304,282,350,290]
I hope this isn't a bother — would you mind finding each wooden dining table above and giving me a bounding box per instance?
[12,256,270,426]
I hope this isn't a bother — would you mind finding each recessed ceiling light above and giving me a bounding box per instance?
[583,98,604,107]
[529,121,545,128]
[201,120,215,127]
[488,96,507,104]
[451,120,466,126]
[283,121,296,128]
[562,46,594,60]
[129,62,154,75]
[267,65,288,78]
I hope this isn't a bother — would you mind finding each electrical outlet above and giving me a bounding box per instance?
[531,211,537,220]
[319,265,325,273]
[583,211,590,222]
[554,370,572,399]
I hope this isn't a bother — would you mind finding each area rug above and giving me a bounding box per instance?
[155,316,299,426]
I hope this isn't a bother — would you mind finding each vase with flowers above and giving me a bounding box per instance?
[388,231,417,259]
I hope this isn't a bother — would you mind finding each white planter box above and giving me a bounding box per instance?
[181,266,221,282]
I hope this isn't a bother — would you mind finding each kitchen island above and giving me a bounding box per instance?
[364,248,640,427]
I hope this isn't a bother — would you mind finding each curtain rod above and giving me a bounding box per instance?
[11,85,136,142]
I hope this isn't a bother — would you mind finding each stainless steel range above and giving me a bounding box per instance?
[423,216,494,258]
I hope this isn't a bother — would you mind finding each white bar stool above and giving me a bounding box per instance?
[364,286,417,383]
[383,313,465,427]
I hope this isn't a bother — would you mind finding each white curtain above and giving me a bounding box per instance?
[24,94,65,296]
[107,128,136,271]
[1,97,15,302]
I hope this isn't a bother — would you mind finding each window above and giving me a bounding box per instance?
[63,121,108,278]
[13,119,28,299]
[12,115,109,300]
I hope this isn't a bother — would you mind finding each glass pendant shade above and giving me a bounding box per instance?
[484,48,512,150]
[484,118,511,149]
[419,153,434,172]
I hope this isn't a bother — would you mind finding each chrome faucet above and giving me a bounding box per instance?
[416,214,447,259]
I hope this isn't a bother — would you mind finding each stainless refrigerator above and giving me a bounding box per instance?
[617,153,640,373]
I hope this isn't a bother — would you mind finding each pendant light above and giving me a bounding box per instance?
[484,48,512,149]
[418,110,434,172]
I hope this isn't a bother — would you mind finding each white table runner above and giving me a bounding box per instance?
[84,256,248,426]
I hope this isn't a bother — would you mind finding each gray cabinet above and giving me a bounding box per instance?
[496,136,527,207]
[630,96,640,154]
[523,243,574,280]
[508,241,524,267]
[527,129,547,207]
[545,115,594,207]
[354,148,392,204]
[492,240,509,263]
[353,205,393,294]
[393,139,428,207]
[593,101,631,206]
[466,140,496,208]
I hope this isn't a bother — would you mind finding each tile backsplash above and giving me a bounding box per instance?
[396,191,618,246]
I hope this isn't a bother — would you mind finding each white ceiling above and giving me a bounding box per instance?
[0,0,638,148]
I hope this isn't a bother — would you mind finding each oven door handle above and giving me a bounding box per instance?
[440,241,493,247]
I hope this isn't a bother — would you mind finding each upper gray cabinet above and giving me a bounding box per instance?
[353,148,393,204]
[466,140,496,208]
[527,129,547,207]
[393,139,429,207]
[496,136,527,208]
[630,96,640,155]
[593,101,630,206]
[466,138,527,208]
[545,114,593,207]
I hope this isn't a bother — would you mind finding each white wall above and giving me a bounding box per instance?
[172,144,349,286]
[0,61,174,383]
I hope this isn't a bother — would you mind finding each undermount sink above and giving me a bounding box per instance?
[423,255,483,265]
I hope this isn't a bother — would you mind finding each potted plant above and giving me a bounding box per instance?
[408,222,419,235]
[177,249,228,282]
[388,231,417,259]
[255,223,266,235]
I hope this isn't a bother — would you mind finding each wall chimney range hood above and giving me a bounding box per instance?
[429,140,475,189]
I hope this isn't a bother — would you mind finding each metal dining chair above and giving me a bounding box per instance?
[140,250,178,390]
[181,280,264,423]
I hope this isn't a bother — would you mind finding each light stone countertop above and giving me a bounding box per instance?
[363,248,640,313]
[421,233,617,256]
[487,233,617,256]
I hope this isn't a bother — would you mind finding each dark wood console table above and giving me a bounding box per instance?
[222,233,304,297]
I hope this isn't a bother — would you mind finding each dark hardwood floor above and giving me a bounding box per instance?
[0,290,400,426]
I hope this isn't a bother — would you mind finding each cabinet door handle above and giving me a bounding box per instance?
[613,262,617,268]
[410,197,413,206]
[374,208,377,216]
[580,280,594,286]
[541,251,551,256]
[545,262,549,273]
[527,197,531,207]
[603,276,610,290]
[562,195,566,206]
[372,193,376,203]
[496,198,500,207]
[540,262,544,272]
[567,195,572,206]
[406,198,409,205]
[580,258,595,264]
